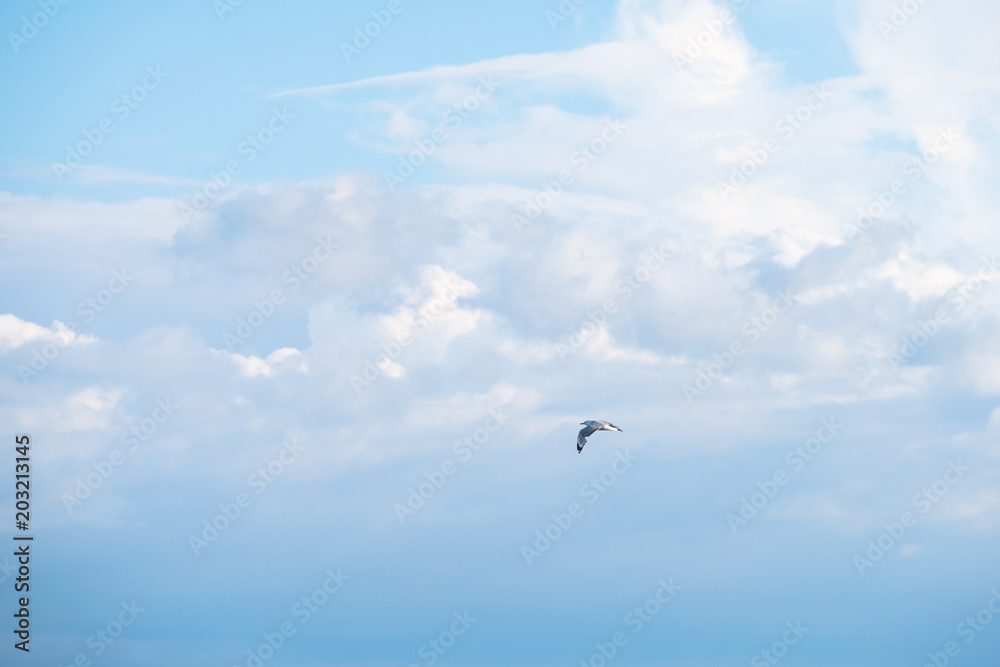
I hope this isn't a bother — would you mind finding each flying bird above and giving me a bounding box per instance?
[577,420,622,453]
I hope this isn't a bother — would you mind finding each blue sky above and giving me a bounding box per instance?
[2,0,1000,665]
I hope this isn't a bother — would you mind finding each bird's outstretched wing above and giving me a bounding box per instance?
[577,423,599,453]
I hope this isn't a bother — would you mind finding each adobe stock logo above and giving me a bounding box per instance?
[682,289,796,403]
[383,75,500,192]
[61,398,177,513]
[726,417,842,534]
[231,567,349,667]
[7,0,72,53]
[556,244,671,360]
[921,589,1000,667]
[188,440,306,556]
[407,611,477,667]
[511,119,627,234]
[877,0,932,39]
[545,0,585,30]
[340,0,405,62]
[853,460,969,576]
[56,601,145,665]
[843,126,959,241]
[750,621,808,667]
[178,108,295,223]
[393,408,510,524]
[577,578,681,667]
[672,0,752,69]
[224,236,338,351]
[51,68,167,181]
[521,451,635,566]
[716,85,833,202]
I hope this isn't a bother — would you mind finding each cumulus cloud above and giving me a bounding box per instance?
[2,1,997,455]
[216,347,309,378]
[0,314,93,351]
[3,2,1000,661]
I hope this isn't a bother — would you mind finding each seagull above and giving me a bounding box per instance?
[577,420,622,453]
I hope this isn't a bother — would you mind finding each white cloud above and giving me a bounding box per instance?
[0,191,189,242]
[0,314,95,351]
[216,347,308,378]
[939,491,1000,521]
[874,252,965,301]
[1,0,998,566]
[18,386,121,433]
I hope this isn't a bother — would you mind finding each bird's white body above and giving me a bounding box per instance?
[577,420,622,453]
